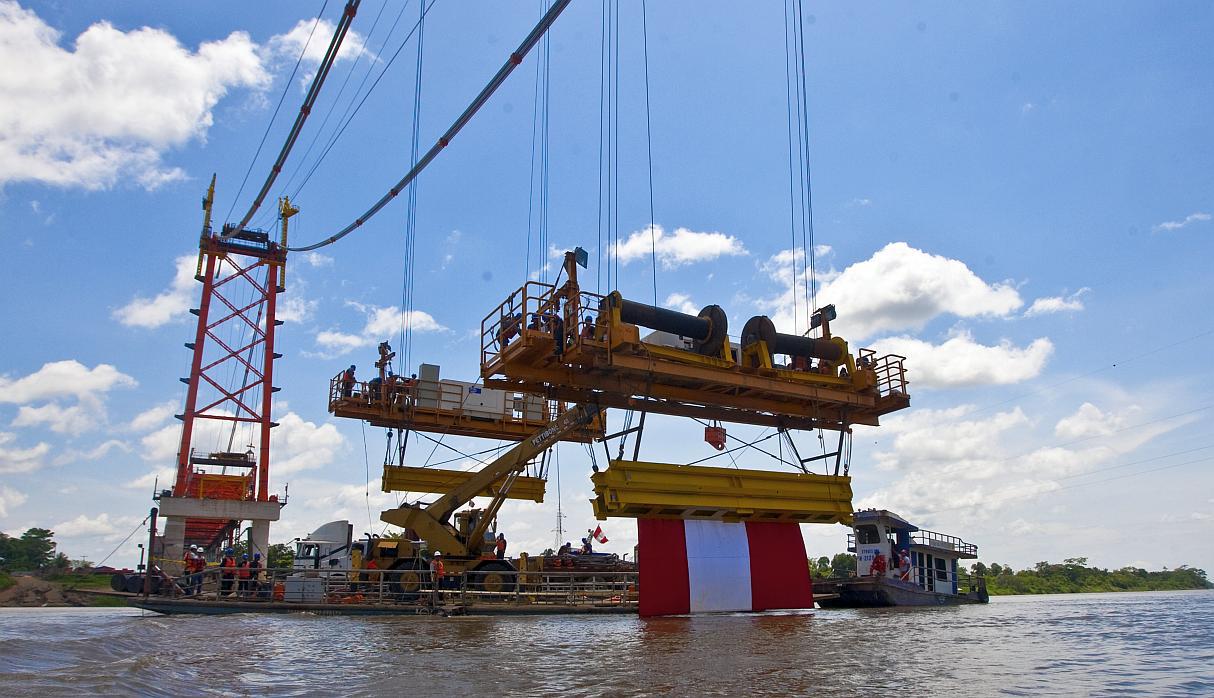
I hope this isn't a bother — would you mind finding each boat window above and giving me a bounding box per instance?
[856,525,880,544]
[297,543,318,559]
[934,557,948,581]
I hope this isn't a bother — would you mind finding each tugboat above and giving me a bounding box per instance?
[814,510,989,607]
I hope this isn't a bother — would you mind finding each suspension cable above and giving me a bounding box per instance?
[226,0,330,224]
[641,0,658,306]
[226,0,362,235]
[289,0,573,252]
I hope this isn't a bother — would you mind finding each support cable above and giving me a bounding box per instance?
[226,0,330,224]
[227,0,362,234]
[289,0,430,203]
[641,0,658,306]
[289,0,574,252]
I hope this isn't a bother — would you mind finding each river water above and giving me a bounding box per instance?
[1,590,1211,696]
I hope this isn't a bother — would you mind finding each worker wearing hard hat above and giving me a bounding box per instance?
[430,552,445,606]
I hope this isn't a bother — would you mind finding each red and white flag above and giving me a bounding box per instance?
[591,525,609,544]
[636,519,813,617]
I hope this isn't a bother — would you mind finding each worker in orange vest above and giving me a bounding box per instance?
[495,533,508,560]
[237,554,251,597]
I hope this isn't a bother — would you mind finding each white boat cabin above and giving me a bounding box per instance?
[847,509,978,595]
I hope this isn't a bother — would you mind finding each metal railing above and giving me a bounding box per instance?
[911,530,978,557]
[857,348,908,398]
[162,565,639,610]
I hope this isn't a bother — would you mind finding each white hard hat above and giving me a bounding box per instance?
[433,551,442,556]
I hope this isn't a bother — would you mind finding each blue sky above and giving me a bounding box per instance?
[0,1,1211,573]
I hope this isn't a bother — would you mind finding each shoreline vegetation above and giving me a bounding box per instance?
[811,554,1212,595]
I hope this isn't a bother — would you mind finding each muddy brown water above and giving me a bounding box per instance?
[1,590,1211,695]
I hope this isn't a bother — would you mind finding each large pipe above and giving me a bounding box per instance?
[606,293,728,357]
[741,315,843,362]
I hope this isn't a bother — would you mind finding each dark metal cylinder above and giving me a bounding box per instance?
[741,315,843,361]
[608,294,728,356]
[617,298,711,340]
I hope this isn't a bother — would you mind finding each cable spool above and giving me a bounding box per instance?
[609,293,728,357]
[741,315,843,364]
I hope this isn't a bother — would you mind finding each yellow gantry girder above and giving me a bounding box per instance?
[591,460,853,524]
[382,465,547,503]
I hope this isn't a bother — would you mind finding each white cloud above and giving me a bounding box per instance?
[1152,212,1210,233]
[612,225,747,269]
[874,406,1029,478]
[1021,102,1035,114]
[663,292,699,315]
[112,255,197,328]
[12,396,104,433]
[278,295,318,324]
[271,412,345,476]
[266,18,368,67]
[125,466,176,491]
[869,330,1053,388]
[302,252,333,268]
[314,303,446,356]
[129,400,178,432]
[0,484,26,517]
[0,432,50,474]
[52,512,124,538]
[0,360,136,404]
[847,197,872,207]
[815,242,1024,340]
[1025,288,1089,317]
[0,2,269,190]
[1054,402,1125,439]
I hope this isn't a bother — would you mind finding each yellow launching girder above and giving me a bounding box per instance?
[591,460,853,524]
[382,466,546,503]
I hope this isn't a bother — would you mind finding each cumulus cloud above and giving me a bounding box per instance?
[128,400,178,432]
[271,412,345,476]
[814,242,1023,340]
[301,252,333,268]
[12,396,104,433]
[0,483,27,517]
[1025,288,1089,317]
[0,360,136,404]
[314,302,446,356]
[1053,402,1125,439]
[52,512,122,538]
[869,330,1053,388]
[1152,212,1210,233]
[612,225,747,269]
[0,431,50,474]
[266,18,368,67]
[112,255,197,328]
[278,295,318,324]
[663,292,699,315]
[0,2,269,189]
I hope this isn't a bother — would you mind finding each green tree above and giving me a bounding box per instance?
[830,553,857,577]
[810,556,832,579]
[0,528,57,570]
[267,543,294,569]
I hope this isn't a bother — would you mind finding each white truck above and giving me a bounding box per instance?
[292,520,356,573]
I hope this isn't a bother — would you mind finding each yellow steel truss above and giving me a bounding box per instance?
[382,465,546,503]
[590,459,853,524]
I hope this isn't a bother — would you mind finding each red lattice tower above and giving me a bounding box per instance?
[170,182,293,545]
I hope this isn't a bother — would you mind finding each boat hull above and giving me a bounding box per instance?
[128,597,636,617]
[814,577,988,608]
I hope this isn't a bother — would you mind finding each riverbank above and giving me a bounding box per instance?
[0,572,126,607]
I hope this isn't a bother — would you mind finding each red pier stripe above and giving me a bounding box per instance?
[637,518,691,617]
[745,521,813,611]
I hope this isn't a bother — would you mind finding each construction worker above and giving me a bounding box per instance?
[898,549,912,582]
[870,551,888,578]
[250,553,264,598]
[580,315,595,340]
[237,554,251,597]
[185,545,203,596]
[341,365,356,398]
[220,548,236,596]
[430,552,445,606]
[495,533,507,560]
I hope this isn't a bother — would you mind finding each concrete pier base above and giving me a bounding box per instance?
[158,495,281,575]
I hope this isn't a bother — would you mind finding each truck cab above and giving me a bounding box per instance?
[293,520,354,573]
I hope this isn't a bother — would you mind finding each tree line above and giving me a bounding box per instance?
[970,557,1211,595]
[811,553,1210,594]
[0,528,70,572]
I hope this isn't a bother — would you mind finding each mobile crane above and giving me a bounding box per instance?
[365,402,603,597]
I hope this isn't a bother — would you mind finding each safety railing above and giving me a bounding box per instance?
[857,349,908,398]
[161,565,639,610]
[911,530,978,557]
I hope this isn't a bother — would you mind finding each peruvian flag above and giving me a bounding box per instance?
[637,519,813,617]
[591,525,609,544]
